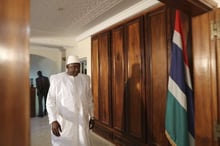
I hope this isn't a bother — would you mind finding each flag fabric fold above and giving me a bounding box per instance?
[165,10,195,146]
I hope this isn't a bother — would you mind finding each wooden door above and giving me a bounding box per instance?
[125,17,146,141]
[91,36,100,119]
[0,0,30,145]
[145,7,169,146]
[112,25,126,132]
[192,8,220,146]
[92,32,113,140]
[98,32,111,126]
[216,9,220,145]
[92,32,111,127]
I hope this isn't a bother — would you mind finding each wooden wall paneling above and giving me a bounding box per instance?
[215,9,220,145]
[192,10,217,146]
[30,86,36,117]
[210,8,220,145]
[113,133,146,146]
[0,0,30,145]
[91,36,100,119]
[125,17,146,140]
[91,3,219,146]
[158,0,217,16]
[146,8,169,145]
[144,10,153,146]
[113,134,130,146]
[93,122,113,141]
[112,26,126,132]
[98,32,111,126]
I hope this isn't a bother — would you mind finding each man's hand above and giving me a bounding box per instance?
[51,121,62,136]
[89,118,95,129]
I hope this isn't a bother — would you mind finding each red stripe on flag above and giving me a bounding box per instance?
[175,10,189,66]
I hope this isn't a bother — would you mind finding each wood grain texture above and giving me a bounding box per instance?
[112,26,125,131]
[126,17,145,139]
[0,0,30,145]
[146,8,169,145]
[192,10,218,146]
[91,6,220,146]
[98,32,111,126]
[91,37,100,119]
[159,0,217,16]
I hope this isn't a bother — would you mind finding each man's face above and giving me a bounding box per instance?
[66,63,80,76]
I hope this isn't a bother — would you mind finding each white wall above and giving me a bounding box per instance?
[30,55,57,84]
[217,0,220,7]
[30,45,62,73]
[30,45,64,86]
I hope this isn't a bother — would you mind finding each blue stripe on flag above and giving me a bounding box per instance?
[186,80,194,138]
[170,43,185,92]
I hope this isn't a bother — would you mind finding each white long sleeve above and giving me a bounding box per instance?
[46,75,57,124]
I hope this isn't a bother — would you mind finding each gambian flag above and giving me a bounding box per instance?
[165,10,195,146]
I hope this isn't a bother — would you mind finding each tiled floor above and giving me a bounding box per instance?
[30,116,115,146]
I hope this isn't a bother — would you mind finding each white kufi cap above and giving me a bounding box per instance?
[66,55,80,65]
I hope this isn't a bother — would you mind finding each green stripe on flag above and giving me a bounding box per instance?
[165,91,189,146]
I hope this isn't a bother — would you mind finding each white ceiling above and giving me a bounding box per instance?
[30,0,220,48]
[30,0,161,48]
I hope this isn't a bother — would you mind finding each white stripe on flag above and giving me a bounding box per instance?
[189,132,195,146]
[173,30,183,51]
[184,64,192,89]
[168,76,187,110]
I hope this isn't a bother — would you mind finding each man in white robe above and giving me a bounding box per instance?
[46,55,95,146]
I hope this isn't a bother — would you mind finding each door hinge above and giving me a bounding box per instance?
[211,20,220,40]
[214,124,220,140]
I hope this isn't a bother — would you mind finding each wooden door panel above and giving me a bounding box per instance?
[99,32,111,125]
[112,26,125,131]
[216,8,220,145]
[126,18,145,139]
[91,37,99,119]
[192,8,220,146]
[211,8,220,145]
[192,11,213,146]
[146,8,169,145]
